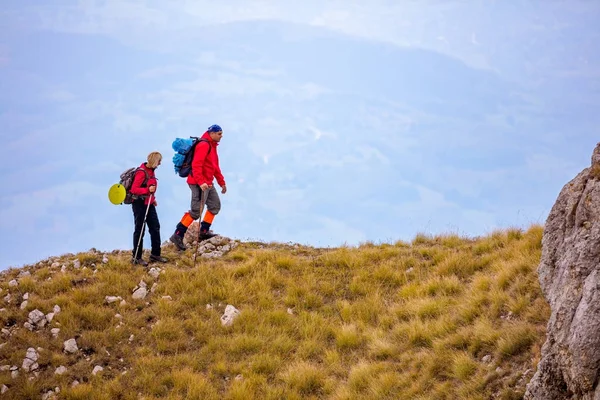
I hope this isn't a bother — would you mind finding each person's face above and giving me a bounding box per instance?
[209,131,223,142]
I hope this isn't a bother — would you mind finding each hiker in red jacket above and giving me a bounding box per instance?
[170,124,227,251]
[130,151,168,265]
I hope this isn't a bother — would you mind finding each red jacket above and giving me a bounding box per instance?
[187,131,225,187]
[130,162,157,205]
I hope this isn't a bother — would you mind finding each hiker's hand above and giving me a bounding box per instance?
[149,185,156,193]
[152,200,157,207]
[221,184,227,194]
[200,183,209,191]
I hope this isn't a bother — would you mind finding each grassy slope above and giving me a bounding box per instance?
[0,226,549,400]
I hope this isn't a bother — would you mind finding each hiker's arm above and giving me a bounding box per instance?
[191,142,210,184]
[129,170,150,196]
[215,164,225,187]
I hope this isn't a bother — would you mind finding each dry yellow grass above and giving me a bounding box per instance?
[0,225,549,399]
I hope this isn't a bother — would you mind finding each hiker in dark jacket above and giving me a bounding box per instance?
[130,151,168,266]
[170,124,227,251]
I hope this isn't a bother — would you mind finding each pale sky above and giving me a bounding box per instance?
[1,1,599,268]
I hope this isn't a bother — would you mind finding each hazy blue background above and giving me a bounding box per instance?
[1,1,599,268]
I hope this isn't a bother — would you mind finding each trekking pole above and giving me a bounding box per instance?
[193,188,208,268]
[133,194,153,261]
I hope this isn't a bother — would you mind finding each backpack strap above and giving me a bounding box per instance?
[135,167,150,188]
[199,138,211,156]
[189,139,212,178]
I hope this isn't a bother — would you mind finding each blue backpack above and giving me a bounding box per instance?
[172,137,211,177]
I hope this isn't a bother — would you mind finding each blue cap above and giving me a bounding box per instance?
[207,124,222,133]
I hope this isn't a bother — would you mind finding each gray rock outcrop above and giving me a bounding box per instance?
[182,223,238,257]
[525,143,600,400]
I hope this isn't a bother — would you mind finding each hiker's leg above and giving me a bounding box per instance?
[205,186,221,216]
[201,186,221,233]
[132,199,146,260]
[146,205,161,257]
[173,184,200,238]
[189,184,204,220]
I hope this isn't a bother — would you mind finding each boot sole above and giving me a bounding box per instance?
[199,235,217,241]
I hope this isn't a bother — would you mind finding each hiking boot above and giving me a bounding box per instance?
[131,258,148,267]
[170,233,187,251]
[149,254,168,263]
[199,230,218,241]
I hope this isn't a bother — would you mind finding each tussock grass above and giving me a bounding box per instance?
[0,226,550,399]
[281,361,329,397]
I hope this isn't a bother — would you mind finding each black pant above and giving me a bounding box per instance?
[132,198,161,259]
